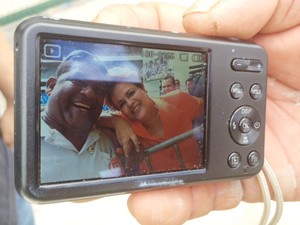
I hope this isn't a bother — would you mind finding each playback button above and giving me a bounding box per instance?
[228,152,241,168]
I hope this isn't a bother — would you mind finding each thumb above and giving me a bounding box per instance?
[183,0,278,39]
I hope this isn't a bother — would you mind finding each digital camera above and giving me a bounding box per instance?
[14,17,267,202]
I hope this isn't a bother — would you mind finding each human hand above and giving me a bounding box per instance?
[117,147,145,176]
[45,77,57,96]
[95,1,300,224]
[0,104,14,149]
[112,116,141,157]
[0,29,14,150]
[111,115,146,175]
[97,115,140,155]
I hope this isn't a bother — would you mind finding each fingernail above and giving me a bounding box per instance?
[184,0,221,15]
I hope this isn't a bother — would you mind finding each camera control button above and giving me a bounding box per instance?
[239,117,252,133]
[231,58,263,72]
[229,106,261,145]
[248,60,264,72]
[228,152,241,168]
[230,83,244,99]
[250,84,263,100]
[231,58,249,71]
[248,151,260,167]
[253,121,261,130]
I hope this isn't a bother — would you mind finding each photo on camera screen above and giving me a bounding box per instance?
[39,36,208,184]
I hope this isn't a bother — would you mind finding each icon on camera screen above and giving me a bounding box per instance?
[44,44,61,59]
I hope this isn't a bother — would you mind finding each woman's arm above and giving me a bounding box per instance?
[98,115,144,175]
[97,115,140,156]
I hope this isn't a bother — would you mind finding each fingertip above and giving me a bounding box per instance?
[116,147,125,156]
[213,180,243,209]
[188,181,243,219]
[94,2,186,32]
[130,136,140,152]
[93,4,141,26]
[123,149,129,158]
[128,187,193,225]
[135,144,140,153]
[183,0,278,39]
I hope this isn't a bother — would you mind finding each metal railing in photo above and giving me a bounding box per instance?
[144,125,203,171]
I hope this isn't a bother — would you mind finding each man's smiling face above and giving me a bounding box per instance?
[45,61,106,133]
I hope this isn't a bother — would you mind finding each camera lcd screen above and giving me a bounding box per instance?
[39,36,208,184]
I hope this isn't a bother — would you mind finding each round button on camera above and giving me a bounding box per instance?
[248,151,260,167]
[228,152,241,168]
[239,117,252,133]
[229,106,261,145]
[250,84,263,100]
[230,83,244,99]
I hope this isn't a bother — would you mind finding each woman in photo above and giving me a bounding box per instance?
[104,81,205,174]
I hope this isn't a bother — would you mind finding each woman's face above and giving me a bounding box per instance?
[111,83,152,122]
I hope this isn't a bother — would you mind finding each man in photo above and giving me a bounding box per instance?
[40,50,122,183]
[161,75,176,95]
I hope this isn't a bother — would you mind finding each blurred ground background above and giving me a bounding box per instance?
[1,0,299,224]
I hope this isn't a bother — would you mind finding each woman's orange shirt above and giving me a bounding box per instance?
[126,90,204,174]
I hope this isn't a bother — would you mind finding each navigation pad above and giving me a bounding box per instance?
[229,106,261,146]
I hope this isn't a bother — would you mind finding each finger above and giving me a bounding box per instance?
[116,147,124,156]
[128,186,193,225]
[122,139,133,158]
[253,26,300,91]
[264,108,300,201]
[130,134,140,152]
[2,133,14,149]
[128,181,243,224]
[93,3,186,32]
[190,181,243,218]
[260,0,300,33]
[183,0,278,39]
